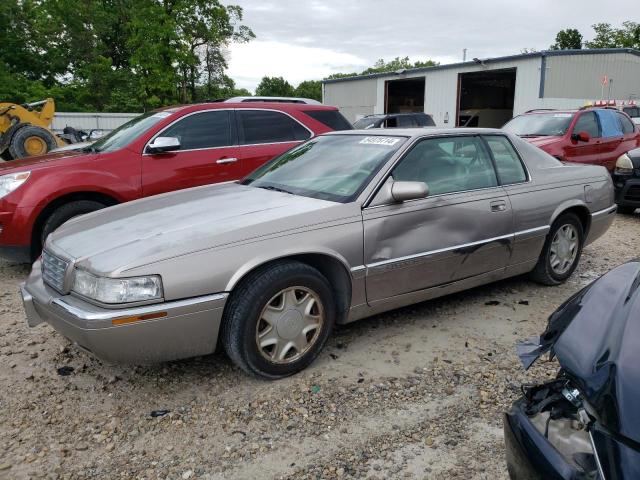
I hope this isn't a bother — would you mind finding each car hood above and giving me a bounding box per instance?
[519,136,561,148]
[0,149,88,173]
[49,182,349,275]
[518,260,640,444]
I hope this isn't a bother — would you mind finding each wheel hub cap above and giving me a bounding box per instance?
[24,136,47,156]
[256,286,324,364]
[549,224,578,275]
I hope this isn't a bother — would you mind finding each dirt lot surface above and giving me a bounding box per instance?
[0,214,637,480]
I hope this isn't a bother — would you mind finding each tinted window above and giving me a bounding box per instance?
[161,111,232,150]
[237,110,310,144]
[595,110,623,137]
[617,112,635,134]
[392,136,497,195]
[397,116,417,127]
[484,136,527,184]
[385,117,398,128]
[623,107,639,118]
[353,117,382,129]
[573,112,600,138]
[415,114,436,127]
[303,110,352,131]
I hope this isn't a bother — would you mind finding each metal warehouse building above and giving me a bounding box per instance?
[322,48,640,128]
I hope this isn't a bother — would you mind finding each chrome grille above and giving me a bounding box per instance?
[41,250,69,293]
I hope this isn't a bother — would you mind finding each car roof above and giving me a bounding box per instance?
[223,96,322,105]
[326,127,507,138]
[158,102,339,114]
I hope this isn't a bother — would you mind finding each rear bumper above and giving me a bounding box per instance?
[21,262,228,364]
[613,175,640,207]
[504,399,586,480]
[585,205,616,246]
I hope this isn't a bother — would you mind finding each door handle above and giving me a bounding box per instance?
[490,200,507,212]
[216,157,238,164]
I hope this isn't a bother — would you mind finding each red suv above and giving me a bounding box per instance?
[0,102,352,262]
[503,107,640,171]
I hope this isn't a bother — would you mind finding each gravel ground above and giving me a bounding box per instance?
[0,214,638,480]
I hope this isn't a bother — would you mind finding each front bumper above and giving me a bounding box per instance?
[613,174,640,207]
[504,399,587,480]
[21,264,228,364]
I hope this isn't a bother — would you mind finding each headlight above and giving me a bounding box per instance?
[0,171,30,199]
[615,153,634,175]
[72,270,163,304]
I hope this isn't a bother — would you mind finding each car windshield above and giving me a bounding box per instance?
[87,110,172,153]
[503,113,574,137]
[353,117,382,129]
[242,134,406,203]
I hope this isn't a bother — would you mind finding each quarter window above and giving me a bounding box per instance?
[483,136,527,184]
[160,111,232,150]
[237,110,310,145]
[573,112,600,138]
[617,112,635,134]
[392,136,498,195]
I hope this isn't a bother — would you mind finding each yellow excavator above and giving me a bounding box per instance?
[0,98,66,160]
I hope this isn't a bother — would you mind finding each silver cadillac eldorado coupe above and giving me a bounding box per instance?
[21,129,616,378]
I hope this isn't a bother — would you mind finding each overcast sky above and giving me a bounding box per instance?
[224,0,634,91]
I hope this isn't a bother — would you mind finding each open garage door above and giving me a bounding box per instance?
[457,69,516,128]
[385,77,425,114]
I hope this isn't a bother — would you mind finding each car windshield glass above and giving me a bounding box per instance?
[353,117,382,129]
[88,111,171,153]
[242,134,406,203]
[503,113,574,136]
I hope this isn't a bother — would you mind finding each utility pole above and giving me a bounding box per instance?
[463,49,467,62]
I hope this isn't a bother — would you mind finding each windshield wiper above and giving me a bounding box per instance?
[256,185,294,195]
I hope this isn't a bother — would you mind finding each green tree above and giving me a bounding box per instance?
[585,21,640,49]
[255,76,295,97]
[550,28,583,50]
[325,56,438,80]
[294,80,322,101]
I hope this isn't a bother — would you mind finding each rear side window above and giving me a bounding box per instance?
[415,114,436,127]
[483,136,527,184]
[595,110,623,137]
[617,112,635,134]
[161,110,232,150]
[623,107,639,118]
[396,116,417,127]
[303,110,352,131]
[573,112,600,138]
[237,110,311,145]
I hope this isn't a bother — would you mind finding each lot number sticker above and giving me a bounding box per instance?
[359,137,400,146]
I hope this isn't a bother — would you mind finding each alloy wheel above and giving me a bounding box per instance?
[255,286,324,364]
[549,224,578,275]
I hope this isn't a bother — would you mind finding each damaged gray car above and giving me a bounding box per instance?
[505,260,640,479]
[21,129,616,378]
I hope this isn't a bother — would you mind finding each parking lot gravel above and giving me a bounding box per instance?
[1,213,637,480]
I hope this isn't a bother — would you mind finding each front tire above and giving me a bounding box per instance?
[617,205,636,215]
[221,261,335,379]
[530,213,584,286]
[8,125,58,159]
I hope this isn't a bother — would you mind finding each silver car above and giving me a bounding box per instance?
[21,129,616,378]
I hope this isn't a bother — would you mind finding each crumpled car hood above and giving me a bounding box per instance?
[518,260,640,445]
[49,182,341,274]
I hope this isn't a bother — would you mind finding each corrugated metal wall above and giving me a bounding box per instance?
[324,51,640,127]
[323,78,378,122]
[544,53,640,100]
[52,112,139,134]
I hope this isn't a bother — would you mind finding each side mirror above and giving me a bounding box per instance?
[391,181,429,202]
[147,136,180,154]
[571,131,590,142]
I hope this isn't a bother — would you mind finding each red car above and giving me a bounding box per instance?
[503,107,640,171]
[0,102,352,262]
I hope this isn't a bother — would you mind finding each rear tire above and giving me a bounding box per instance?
[617,205,636,215]
[221,260,335,379]
[39,200,107,250]
[530,213,584,286]
[8,125,58,159]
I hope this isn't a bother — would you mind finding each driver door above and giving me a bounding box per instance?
[362,135,513,304]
